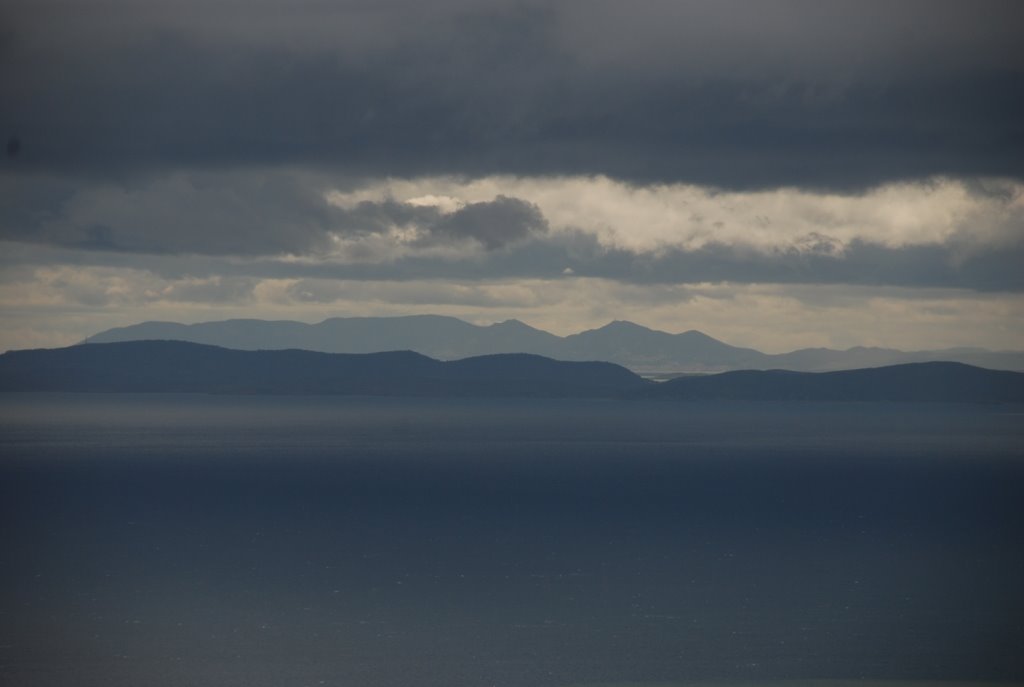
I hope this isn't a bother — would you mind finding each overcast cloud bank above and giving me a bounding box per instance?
[2,0,1022,352]
[5,0,1023,189]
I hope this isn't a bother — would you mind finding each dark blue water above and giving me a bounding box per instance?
[1,394,1023,687]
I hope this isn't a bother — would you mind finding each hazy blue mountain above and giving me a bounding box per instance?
[560,320,769,370]
[0,341,647,397]
[84,316,564,359]
[82,316,1024,372]
[768,345,910,371]
[646,361,1024,403]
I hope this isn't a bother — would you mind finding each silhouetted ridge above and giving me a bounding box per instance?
[0,341,649,397]
[2,343,1021,401]
[647,362,1024,402]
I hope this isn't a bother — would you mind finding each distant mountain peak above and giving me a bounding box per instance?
[78,314,1024,373]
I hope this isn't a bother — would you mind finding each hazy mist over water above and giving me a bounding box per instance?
[2,394,1023,687]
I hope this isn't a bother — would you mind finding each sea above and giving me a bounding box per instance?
[1,393,1023,687]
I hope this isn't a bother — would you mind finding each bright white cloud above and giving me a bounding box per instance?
[326,175,1023,254]
[9,171,1019,267]
[405,194,465,213]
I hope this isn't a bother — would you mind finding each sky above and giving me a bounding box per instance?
[1,0,1023,353]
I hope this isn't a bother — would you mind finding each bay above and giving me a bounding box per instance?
[2,394,1023,687]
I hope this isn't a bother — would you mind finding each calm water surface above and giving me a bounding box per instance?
[1,394,1023,686]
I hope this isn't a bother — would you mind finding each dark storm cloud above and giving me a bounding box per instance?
[429,196,547,249]
[3,0,1023,190]
[335,195,547,248]
[0,171,339,255]
[0,171,545,254]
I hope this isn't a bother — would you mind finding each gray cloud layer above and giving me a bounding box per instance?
[3,0,1023,190]
[340,195,548,249]
[4,161,1022,291]
[0,171,548,255]
[4,183,1021,292]
[289,233,1024,293]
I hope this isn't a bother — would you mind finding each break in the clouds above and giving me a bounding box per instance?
[1,0,1023,353]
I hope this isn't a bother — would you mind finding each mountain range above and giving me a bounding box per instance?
[3,340,1023,402]
[82,315,1024,373]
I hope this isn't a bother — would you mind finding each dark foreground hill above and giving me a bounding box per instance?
[0,340,649,397]
[647,362,1024,403]
[2,341,1023,402]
